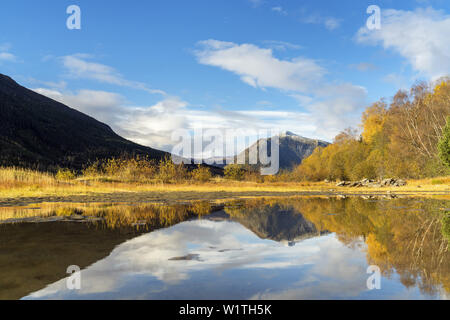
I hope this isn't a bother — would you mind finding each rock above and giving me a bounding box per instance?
[368,183,382,188]
[350,181,363,187]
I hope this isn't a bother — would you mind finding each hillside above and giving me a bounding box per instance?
[0,74,169,170]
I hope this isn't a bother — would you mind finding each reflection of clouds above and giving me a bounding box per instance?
[24,220,431,300]
[250,238,368,299]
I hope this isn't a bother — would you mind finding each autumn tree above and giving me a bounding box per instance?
[438,116,450,168]
[361,101,387,144]
[297,79,450,180]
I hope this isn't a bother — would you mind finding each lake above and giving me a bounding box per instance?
[0,196,449,300]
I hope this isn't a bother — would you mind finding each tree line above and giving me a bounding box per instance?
[295,79,450,181]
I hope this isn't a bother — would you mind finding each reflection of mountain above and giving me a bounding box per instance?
[232,207,326,243]
[206,204,326,243]
[0,222,145,300]
[4,198,448,300]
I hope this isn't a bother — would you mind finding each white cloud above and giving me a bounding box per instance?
[195,40,326,92]
[33,86,323,152]
[324,18,341,30]
[33,88,125,125]
[357,7,450,80]
[0,43,17,63]
[31,40,368,152]
[301,14,342,30]
[262,40,302,51]
[195,40,367,139]
[272,6,287,15]
[24,220,369,300]
[61,54,166,95]
[0,52,17,62]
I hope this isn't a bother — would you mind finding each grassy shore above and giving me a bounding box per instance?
[0,167,449,206]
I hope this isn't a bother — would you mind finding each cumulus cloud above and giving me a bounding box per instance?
[61,54,166,95]
[195,39,367,139]
[32,85,321,153]
[31,39,368,152]
[24,220,369,300]
[195,40,326,92]
[357,7,450,79]
[33,88,125,125]
[0,43,17,63]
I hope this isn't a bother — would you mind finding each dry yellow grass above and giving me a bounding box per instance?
[0,167,449,200]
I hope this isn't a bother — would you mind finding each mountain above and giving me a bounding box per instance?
[0,73,170,170]
[206,131,330,170]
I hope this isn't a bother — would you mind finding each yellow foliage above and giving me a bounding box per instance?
[191,165,212,182]
[361,102,387,144]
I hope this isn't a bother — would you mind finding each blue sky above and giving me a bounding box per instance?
[1,0,449,152]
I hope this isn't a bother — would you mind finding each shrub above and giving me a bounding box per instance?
[82,160,103,177]
[442,214,450,242]
[191,165,212,182]
[224,164,246,181]
[157,157,188,183]
[55,168,76,181]
[93,157,157,182]
[438,116,450,168]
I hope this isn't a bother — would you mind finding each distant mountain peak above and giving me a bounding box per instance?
[277,130,329,145]
[279,130,298,137]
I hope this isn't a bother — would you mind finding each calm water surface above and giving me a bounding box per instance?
[0,197,449,300]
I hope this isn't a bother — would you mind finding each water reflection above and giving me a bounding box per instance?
[0,197,448,299]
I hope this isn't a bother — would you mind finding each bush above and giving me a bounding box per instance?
[88,157,157,182]
[438,116,450,168]
[82,160,103,177]
[224,164,246,181]
[55,168,76,181]
[442,214,450,241]
[157,157,188,183]
[191,165,212,182]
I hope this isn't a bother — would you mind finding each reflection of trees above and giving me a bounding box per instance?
[0,201,215,300]
[3,197,448,296]
[84,201,214,230]
[231,197,450,295]
[0,201,214,231]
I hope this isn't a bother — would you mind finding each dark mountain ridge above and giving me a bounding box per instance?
[0,73,169,170]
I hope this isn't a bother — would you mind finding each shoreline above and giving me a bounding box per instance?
[1,186,449,207]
